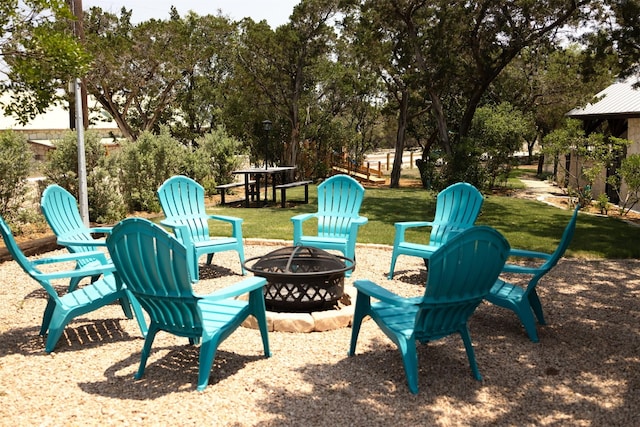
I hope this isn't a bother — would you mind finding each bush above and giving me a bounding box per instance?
[44,131,124,223]
[194,126,245,195]
[116,129,191,212]
[0,131,32,220]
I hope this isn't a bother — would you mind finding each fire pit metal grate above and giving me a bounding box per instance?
[243,246,354,312]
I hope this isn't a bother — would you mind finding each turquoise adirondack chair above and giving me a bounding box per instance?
[157,175,246,278]
[40,184,113,290]
[106,217,270,391]
[487,205,579,342]
[291,174,367,277]
[0,215,146,353]
[388,182,483,279]
[349,226,510,394]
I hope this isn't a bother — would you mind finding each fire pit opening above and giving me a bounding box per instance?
[243,246,355,313]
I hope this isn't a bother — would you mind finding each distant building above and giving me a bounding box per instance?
[0,95,124,160]
[562,75,640,204]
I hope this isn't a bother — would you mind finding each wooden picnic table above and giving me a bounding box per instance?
[232,166,296,207]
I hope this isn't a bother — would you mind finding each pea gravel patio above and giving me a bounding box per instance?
[0,238,638,426]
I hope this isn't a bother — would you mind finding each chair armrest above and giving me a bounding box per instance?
[508,248,553,260]
[208,214,243,225]
[354,279,420,307]
[291,213,316,223]
[199,276,267,301]
[32,250,109,266]
[88,226,112,234]
[392,221,435,246]
[394,221,434,232]
[33,262,115,282]
[57,237,107,247]
[292,213,317,242]
[502,249,553,274]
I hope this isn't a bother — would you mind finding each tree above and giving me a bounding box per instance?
[235,0,340,167]
[492,45,617,168]
[469,103,535,188]
[0,0,90,123]
[347,0,592,188]
[83,7,231,142]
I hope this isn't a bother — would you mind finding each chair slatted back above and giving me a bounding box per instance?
[41,185,97,253]
[107,218,202,336]
[157,176,210,242]
[429,182,483,246]
[414,226,510,339]
[316,175,365,238]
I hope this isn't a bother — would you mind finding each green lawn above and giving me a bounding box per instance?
[197,183,640,259]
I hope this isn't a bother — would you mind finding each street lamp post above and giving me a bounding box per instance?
[262,119,272,170]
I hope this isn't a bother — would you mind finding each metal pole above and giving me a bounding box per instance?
[74,78,89,226]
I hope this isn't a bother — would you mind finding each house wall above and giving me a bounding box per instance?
[542,117,640,205]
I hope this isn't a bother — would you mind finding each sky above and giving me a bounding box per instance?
[81,0,302,27]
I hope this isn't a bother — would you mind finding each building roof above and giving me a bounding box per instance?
[567,75,640,119]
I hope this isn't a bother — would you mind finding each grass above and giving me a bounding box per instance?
[200,183,640,259]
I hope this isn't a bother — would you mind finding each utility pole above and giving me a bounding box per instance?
[68,0,89,225]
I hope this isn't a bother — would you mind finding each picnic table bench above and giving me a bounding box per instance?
[275,180,312,208]
[216,180,256,205]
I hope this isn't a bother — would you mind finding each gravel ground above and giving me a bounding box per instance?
[1,237,639,426]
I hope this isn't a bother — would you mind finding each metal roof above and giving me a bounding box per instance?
[567,75,640,119]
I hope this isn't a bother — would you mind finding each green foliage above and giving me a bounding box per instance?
[44,131,105,195]
[0,131,32,219]
[1,1,90,123]
[44,131,124,224]
[596,193,609,215]
[610,153,640,215]
[543,119,631,209]
[468,103,535,188]
[116,129,191,212]
[193,126,245,195]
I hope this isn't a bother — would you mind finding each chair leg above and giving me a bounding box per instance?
[40,297,56,336]
[136,326,159,379]
[528,289,546,325]
[205,253,214,265]
[44,309,70,353]
[387,252,398,279]
[516,303,540,343]
[197,335,222,391]
[249,289,271,357]
[348,293,370,356]
[459,325,482,381]
[398,336,419,394]
[237,248,247,276]
[126,291,148,337]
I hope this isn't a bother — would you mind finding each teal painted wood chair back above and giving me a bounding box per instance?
[0,214,145,353]
[388,182,483,278]
[291,174,367,276]
[157,175,246,278]
[106,217,270,391]
[41,184,113,290]
[487,205,579,342]
[349,226,510,394]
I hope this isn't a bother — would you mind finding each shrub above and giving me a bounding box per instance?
[44,131,124,223]
[194,126,244,195]
[116,129,191,212]
[0,131,32,220]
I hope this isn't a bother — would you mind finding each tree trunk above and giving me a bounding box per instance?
[390,90,409,188]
